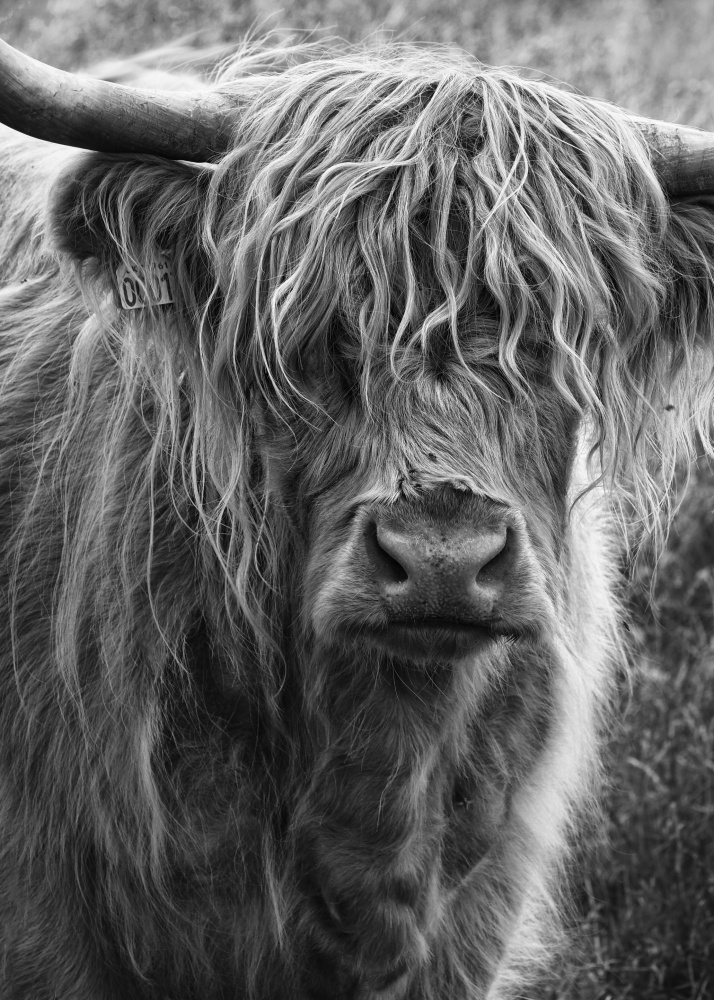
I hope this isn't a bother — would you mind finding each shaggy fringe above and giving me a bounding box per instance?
[206,41,714,525]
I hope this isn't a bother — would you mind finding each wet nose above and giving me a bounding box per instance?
[366,512,513,620]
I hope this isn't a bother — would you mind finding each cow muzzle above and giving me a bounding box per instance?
[308,486,535,664]
[364,498,519,659]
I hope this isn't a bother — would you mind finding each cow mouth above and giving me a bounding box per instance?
[367,619,510,661]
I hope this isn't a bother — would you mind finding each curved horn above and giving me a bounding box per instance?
[636,118,714,197]
[0,37,235,161]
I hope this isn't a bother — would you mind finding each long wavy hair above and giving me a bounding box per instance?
[2,37,714,999]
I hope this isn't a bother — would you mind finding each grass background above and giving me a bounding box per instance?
[0,0,712,996]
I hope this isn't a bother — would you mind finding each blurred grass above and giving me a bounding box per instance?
[588,465,714,1000]
[0,0,712,997]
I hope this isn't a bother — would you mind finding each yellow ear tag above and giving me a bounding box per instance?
[116,257,175,310]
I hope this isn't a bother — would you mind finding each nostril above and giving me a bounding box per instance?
[365,521,409,584]
[475,526,510,580]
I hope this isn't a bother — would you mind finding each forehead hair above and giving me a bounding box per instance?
[208,45,664,405]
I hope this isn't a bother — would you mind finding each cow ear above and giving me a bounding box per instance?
[50,152,213,314]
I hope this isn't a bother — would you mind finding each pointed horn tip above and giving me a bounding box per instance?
[0,36,235,161]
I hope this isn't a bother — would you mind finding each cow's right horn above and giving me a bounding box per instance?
[0,37,235,161]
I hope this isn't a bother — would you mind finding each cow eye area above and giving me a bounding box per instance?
[286,338,359,404]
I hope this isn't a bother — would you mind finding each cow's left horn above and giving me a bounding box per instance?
[635,118,714,197]
[0,37,235,161]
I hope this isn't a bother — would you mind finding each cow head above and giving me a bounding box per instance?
[3,38,714,998]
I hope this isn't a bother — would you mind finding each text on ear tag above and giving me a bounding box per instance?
[116,257,175,310]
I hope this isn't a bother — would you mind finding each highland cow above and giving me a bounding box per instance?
[0,37,713,1000]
